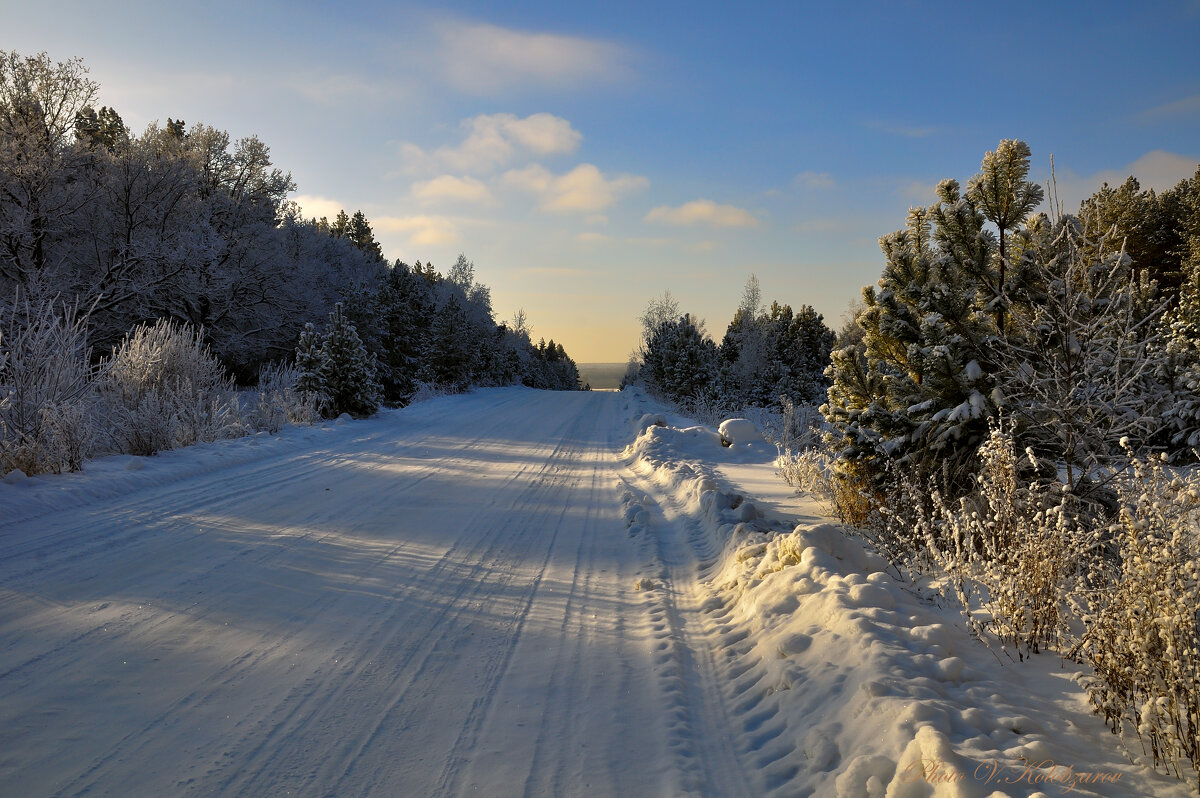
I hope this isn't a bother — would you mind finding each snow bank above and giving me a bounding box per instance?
[621,392,1194,797]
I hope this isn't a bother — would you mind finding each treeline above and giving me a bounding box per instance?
[627,278,835,421]
[0,51,580,475]
[0,51,580,395]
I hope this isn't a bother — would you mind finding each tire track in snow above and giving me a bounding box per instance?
[619,466,758,798]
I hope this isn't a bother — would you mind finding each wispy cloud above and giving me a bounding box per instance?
[504,163,648,213]
[411,175,492,205]
[436,21,629,94]
[644,199,761,229]
[401,112,582,175]
[865,119,938,138]
[794,171,835,190]
[1137,92,1200,122]
[287,72,402,106]
[792,218,852,234]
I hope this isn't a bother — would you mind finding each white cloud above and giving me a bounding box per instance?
[291,194,347,221]
[374,215,460,246]
[402,112,582,175]
[644,199,761,229]
[794,171,835,190]
[437,22,627,93]
[412,175,492,205]
[505,163,648,213]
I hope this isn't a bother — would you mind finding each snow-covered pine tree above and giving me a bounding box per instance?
[295,322,325,400]
[317,304,380,417]
[376,262,435,403]
[420,292,473,391]
[771,303,835,405]
[643,314,717,405]
[823,166,1020,497]
[966,138,1044,331]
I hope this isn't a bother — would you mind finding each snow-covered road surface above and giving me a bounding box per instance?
[4,387,1196,797]
[0,389,750,797]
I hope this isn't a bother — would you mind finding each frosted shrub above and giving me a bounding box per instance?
[1071,448,1200,788]
[776,439,884,550]
[243,362,319,433]
[679,392,731,427]
[99,319,236,455]
[915,427,1084,657]
[0,296,97,475]
[761,396,823,452]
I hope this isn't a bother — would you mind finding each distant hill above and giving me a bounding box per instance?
[576,363,628,390]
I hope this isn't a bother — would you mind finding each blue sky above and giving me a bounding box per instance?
[7,0,1200,361]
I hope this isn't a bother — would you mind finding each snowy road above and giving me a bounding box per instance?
[0,389,753,797]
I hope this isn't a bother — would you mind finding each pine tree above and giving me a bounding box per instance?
[967,138,1044,330]
[317,303,380,417]
[643,314,717,404]
[773,303,835,404]
[421,293,473,390]
[823,179,1002,496]
[346,211,384,262]
[295,322,325,400]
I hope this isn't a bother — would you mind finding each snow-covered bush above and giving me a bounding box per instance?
[758,396,823,452]
[98,319,237,455]
[1071,447,1200,788]
[914,426,1084,658]
[241,362,319,433]
[776,438,883,541]
[0,295,97,475]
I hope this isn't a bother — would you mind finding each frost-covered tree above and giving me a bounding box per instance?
[642,314,718,404]
[1157,260,1200,450]
[637,291,680,361]
[998,215,1168,497]
[966,138,1044,328]
[823,192,1000,495]
[718,276,774,406]
[771,302,835,404]
[294,322,325,400]
[0,51,98,292]
[317,304,379,417]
